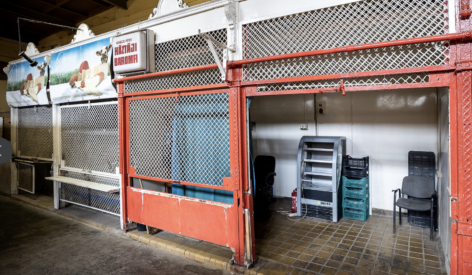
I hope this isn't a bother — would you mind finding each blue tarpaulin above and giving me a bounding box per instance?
[171,94,233,204]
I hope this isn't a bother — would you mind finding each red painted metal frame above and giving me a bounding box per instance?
[116,2,472,269]
[114,64,219,83]
[451,1,472,274]
[228,32,471,67]
[119,84,244,262]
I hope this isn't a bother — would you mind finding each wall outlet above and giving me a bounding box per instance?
[299,124,308,130]
[318,101,326,115]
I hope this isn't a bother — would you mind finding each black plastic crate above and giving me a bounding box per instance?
[343,156,369,168]
[407,196,438,230]
[408,151,435,180]
[342,156,369,178]
[342,166,369,178]
[305,204,333,221]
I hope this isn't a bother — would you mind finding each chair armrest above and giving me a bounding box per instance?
[392,188,401,202]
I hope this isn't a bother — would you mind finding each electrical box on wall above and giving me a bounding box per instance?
[318,101,326,115]
[112,29,155,75]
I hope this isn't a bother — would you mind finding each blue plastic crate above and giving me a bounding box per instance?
[343,207,370,221]
[343,186,369,199]
[343,197,369,210]
[342,176,369,189]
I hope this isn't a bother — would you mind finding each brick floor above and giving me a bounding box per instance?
[254,199,447,275]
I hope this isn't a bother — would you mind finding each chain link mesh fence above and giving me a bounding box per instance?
[125,29,227,94]
[59,170,120,215]
[61,103,119,174]
[18,162,34,193]
[257,73,429,92]
[243,0,449,82]
[18,106,53,159]
[128,92,230,186]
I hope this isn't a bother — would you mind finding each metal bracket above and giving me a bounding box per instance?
[199,29,235,81]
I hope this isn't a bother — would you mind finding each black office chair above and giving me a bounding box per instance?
[393,176,436,241]
[254,155,276,221]
[254,155,276,189]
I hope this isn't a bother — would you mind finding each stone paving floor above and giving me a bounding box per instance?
[7,193,448,274]
[253,199,447,275]
[0,194,230,275]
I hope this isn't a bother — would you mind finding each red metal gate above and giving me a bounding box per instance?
[116,80,249,264]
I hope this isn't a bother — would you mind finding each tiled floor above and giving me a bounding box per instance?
[254,199,447,275]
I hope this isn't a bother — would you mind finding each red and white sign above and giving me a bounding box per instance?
[112,31,147,73]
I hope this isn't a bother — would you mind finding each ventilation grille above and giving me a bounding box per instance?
[128,92,230,186]
[18,106,53,159]
[61,103,119,174]
[18,162,34,193]
[243,0,449,81]
[59,171,120,215]
[257,73,429,92]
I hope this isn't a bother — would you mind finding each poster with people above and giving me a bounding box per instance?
[49,37,116,103]
[6,57,49,107]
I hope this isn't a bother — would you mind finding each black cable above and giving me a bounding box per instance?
[17,18,22,53]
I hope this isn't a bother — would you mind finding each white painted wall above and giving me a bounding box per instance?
[250,94,315,198]
[250,88,438,211]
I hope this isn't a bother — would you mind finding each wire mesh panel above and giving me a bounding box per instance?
[18,162,34,193]
[125,29,227,94]
[242,0,449,81]
[59,170,120,215]
[257,73,430,92]
[124,68,222,93]
[155,29,227,72]
[0,161,11,195]
[18,106,53,159]
[128,92,230,186]
[61,103,119,174]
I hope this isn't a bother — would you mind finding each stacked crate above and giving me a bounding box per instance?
[342,156,370,221]
[407,151,438,229]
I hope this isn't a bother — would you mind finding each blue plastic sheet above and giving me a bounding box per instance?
[171,94,233,203]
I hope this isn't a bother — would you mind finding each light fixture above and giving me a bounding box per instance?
[17,17,80,67]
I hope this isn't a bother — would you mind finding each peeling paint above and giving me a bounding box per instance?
[129,187,233,208]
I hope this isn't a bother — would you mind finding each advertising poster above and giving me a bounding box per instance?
[6,57,49,107]
[49,37,116,103]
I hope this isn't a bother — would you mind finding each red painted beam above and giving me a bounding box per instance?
[121,83,229,97]
[229,32,472,67]
[113,64,219,83]
[241,65,454,86]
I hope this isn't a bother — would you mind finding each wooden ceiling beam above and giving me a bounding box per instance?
[82,0,111,8]
[38,0,88,19]
[0,29,39,45]
[87,6,111,17]
[0,2,75,27]
[103,0,128,10]
[42,0,70,13]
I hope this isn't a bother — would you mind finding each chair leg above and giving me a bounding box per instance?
[430,200,434,241]
[393,202,396,234]
[399,207,402,226]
